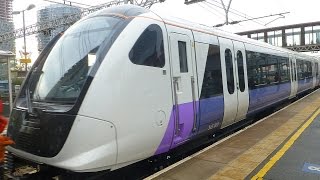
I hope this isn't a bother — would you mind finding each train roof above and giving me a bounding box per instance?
[151,8,320,60]
[83,5,319,61]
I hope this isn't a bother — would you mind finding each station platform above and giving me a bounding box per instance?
[147,89,320,180]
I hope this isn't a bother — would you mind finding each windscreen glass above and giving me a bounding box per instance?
[31,16,123,103]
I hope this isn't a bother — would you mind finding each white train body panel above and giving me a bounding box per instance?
[78,13,173,169]
[6,5,320,174]
[8,115,117,172]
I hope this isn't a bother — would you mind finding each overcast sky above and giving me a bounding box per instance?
[11,0,320,61]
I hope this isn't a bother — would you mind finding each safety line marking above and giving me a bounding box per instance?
[251,106,320,180]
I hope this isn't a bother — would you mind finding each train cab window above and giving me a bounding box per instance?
[225,49,234,94]
[178,41,188,73]
[129,24,165,68]
[200,44,223,99]
[237,51,245,92]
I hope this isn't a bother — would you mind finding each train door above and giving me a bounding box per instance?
[316,62,320,86]
[219,37,248,128]
[289,55,298,98]
[168,31,198,147]
[312,61,317,88]
[233,41,249,122]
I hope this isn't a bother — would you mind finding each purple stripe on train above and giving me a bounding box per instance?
[155,82,302,155]
[154,102,196,155]
[297,78,313,93]
[155,96,224,155]
[248,82,291,115]
[198,96,224,133]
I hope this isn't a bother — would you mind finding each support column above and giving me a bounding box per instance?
[301,27,305,46]
[282,29,286,47]
[264,31,268,43]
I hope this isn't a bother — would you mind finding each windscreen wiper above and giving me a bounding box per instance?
[26,86,33,114]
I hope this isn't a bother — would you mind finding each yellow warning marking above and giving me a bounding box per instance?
[251,107,320,180]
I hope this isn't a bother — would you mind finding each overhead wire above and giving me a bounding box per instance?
[209,0,265,24]
[204,0,266,26]
[197,2,226,20]
[202,1,246,27]
[194,2,244,28]
[202,1,234,22]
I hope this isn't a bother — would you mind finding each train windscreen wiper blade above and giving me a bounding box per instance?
[26,85,33,114]
[25,70,43,114]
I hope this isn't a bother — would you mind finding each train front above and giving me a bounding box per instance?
[6,5,147,174]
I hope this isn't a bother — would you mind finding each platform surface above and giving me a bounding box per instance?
[250,108,320,180]
[149,89,320,180]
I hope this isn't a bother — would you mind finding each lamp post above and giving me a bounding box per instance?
[13,4,35,72]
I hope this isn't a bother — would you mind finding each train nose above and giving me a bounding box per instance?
[52,115,118,172]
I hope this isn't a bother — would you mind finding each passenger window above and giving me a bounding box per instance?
[266,55,278,84]
[279,57,290,83]
[246,51,290,89]
[316,63,319,77]
[306,61,312,78]
[293,63,297,81]
[297,60,304,79]
[178,41,188,73]
[246,51,267,89]
[225,49,234,94]
[291,60,294,81]
[200,45,223,99]
[237,51,245,92]
[129,24,165,68]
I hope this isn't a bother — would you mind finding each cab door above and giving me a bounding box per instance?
[289,55,298,98]
[168,30,198,147]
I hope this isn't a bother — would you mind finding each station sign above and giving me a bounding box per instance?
[20,58,31,64]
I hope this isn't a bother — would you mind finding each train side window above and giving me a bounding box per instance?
[225,49,234,94]
[246,51,255,89]
[129,24,165,68]
[266,55,278,84]
[246,51,269,88]
[237,51,245,92]
[316,62,319,77]
[290,60,294,81]
[306,61,312,78]
[279,57,290,83]
[297,60,304,80]
[178,41,188,73]
[293,63,297,81]
[200,44,223,99]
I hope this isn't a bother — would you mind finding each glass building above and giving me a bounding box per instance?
[37,4,81,52]
[0,0,15,52]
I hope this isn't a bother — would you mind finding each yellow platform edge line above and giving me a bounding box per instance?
[251,107,320,180]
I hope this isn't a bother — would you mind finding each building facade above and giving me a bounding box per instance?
[37,4,81,52]
[0,0,15,52]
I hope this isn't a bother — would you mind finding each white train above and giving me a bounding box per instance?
[6,4,320,176]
